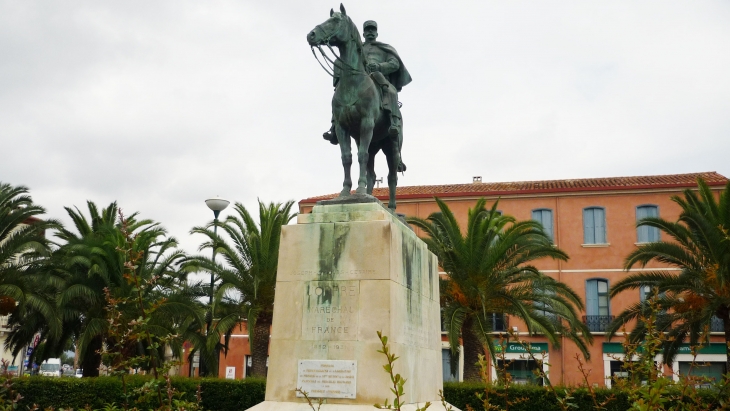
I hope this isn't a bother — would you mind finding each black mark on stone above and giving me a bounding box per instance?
[402,235,414,291]
[332,224,350,274]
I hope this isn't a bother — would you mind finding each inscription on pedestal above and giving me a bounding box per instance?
[302,281,359,340]
[296,360,357,399]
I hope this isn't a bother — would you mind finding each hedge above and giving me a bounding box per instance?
[9,376,266,411]
[442,382,723,411]
[4,377,725,411]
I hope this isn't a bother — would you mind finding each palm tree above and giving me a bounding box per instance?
[606,178,730,369]
[8,201,201,376]
[407,198,591,381]
[189,200,296,378]
[0,182,61,340]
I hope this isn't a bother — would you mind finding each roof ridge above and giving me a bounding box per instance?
[299,171,727,203]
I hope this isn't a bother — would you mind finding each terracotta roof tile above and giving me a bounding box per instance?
[300,172,728,204]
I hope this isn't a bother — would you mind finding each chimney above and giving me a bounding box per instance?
[473,176,482,183]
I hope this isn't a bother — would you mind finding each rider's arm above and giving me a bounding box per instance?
[377,57,400,75]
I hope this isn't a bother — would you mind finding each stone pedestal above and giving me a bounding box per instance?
[245,202,458,411]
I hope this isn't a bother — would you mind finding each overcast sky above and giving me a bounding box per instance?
[2,1,729,254]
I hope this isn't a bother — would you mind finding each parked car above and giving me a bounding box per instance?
[74,368,83,378]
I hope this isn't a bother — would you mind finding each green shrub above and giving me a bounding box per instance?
[443,382,730,411]
[199,378,266,411]
[5,377,725,411]
[8,376,266,411]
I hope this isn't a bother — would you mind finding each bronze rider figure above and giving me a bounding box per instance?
[323,20,411,170]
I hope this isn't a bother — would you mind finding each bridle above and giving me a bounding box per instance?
[310,16,367,78]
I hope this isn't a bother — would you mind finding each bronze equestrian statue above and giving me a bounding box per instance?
[307,4,412,210]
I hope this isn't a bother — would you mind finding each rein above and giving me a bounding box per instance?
[311,46,335,77]
[310,18,367,78]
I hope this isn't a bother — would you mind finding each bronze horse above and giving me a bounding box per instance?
[307,5,402,210]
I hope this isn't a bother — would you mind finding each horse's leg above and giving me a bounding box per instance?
[336,123,352,197]
[384,139,399,210]
[366,143,378,195]
[355,118,374,194]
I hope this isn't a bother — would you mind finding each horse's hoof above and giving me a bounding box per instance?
[339,189,351,197]
[355,187,367,195]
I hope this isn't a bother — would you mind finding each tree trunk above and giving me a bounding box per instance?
[251,313,272,378]
[462,317,484,381]
[82,335,103,377]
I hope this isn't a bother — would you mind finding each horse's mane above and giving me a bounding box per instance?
[335,12,365,69]
[345,15,364,54]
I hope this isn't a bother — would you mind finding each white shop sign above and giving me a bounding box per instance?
[296,360,357,399]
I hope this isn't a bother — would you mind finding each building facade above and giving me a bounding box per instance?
[180,321,260,379]
[299,171,728,386]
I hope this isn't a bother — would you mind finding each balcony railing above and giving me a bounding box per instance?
[583,315,615,332]
[711,316,724,332]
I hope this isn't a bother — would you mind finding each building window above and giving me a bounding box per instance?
[609,361,631,382]
[583,207,607,244]
[442,349,459,382]
[585,279,612,332]
[535,288,557,323]
[711,316,723,332]
[490,313,508,332]
[496,359,544,385]
[532,209,553,241]
[636,205,659,243]
[639,284,653,303]
[679,362,726,387]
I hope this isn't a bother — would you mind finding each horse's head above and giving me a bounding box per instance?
[306,4,358,48]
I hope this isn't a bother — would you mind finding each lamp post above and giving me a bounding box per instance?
[203,196,229,377]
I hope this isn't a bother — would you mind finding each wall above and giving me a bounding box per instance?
[300,183,726,386]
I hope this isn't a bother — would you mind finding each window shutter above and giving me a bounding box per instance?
[637,206,648,243]
[586,280,599,316]
[533,210,554,241]
[584,209,595,244]
[595,208,606,243]
[637,206,659,242]
[648,206,659,242]
[543,210,553,240]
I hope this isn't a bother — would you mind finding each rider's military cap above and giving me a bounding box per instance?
[363,20,378,30]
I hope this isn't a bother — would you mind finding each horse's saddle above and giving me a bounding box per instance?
[369,71,396,112]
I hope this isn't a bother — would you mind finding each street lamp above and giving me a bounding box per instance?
[205,196,230,302]
[203,196,229,377]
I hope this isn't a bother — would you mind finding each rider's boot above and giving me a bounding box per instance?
[322,124,338,145]
[388,114,401,138]
[388,115,406,172]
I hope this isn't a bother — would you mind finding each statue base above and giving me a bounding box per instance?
[246,403,451,410]
[316,193,380,206]
[245,202,458,411]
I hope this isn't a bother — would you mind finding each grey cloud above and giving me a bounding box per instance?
[2,0,729,255]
